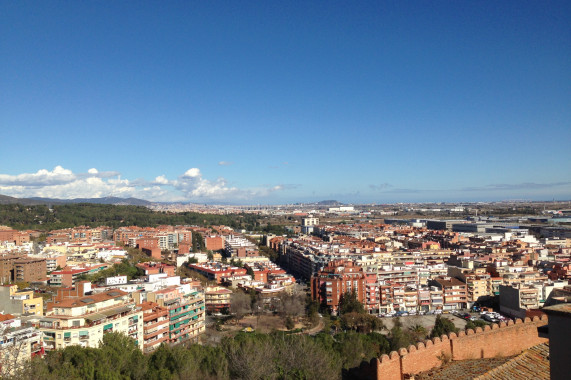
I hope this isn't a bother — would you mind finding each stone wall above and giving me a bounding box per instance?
[351,316,548,380]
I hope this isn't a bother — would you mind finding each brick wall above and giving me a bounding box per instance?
[400,334,452,375]
[451,317,547,360]
[351,316,548,380]
[205,236,224,251]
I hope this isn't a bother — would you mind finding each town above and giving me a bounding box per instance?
[0,202,569,378]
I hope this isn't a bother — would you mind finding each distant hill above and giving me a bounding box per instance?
[0,194,47,205]
[0,194,152,206]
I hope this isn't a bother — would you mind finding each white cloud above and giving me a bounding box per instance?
[183,168,201,178]
[0,166,75,186]
[153,175,170,185]
[175,168,240,199]
[0,166,290,202]
[218,161,234,166]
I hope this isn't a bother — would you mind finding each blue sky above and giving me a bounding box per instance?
[1,1,570,204]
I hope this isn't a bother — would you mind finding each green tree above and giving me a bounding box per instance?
[465,319,489,330]
[389,317,413,351]
[430,315,459,338]
[192,232,205,252]
[408,324,428,343]
[338,290,365,315]
[340,312,384,333]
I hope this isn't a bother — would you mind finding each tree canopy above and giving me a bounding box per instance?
[338,290,365,315]
[430,315,459,338]
[0,203,270,231]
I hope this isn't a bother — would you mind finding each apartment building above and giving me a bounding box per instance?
[0,285,43,316]
[0,228,30,246]
[136,238,162,259]
[301,216,319,234]
[40,283,143,351]
[205,236,224,251]
[138,284,205,345]
[187,262,247,284]
[0,315,43,377]
[224,236,258,258]
[49,264,109,287]
[14,258,47,282]
[429,277,468,310]
[465,274,489,306]
[364,273,379,313]
[0,255,47,283]
[136,262,176,277]
[138,302,169,354]
[280,241,329,279]
[204,286,232,313]
[377,266,420,288]
[499,284,540,318]
[311,260,366,314]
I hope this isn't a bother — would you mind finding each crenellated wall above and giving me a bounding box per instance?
[450,317,547,360]
[400,334,452,375]
[351,316,548,380]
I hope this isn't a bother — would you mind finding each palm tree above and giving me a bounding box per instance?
[408,324,428,343]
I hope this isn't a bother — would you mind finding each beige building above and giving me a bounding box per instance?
[40,285,143,351]
[204,286,232,313]
[0,285,43,316]
[465,275,489,305]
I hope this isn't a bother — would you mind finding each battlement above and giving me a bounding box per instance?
[351,316,548,380]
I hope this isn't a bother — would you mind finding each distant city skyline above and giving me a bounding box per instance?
[1,2,570,204]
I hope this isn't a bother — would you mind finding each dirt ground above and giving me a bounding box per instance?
[201,314,308,346]
[380,313,468,332]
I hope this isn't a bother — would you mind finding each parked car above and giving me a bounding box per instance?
[483,314,499,323]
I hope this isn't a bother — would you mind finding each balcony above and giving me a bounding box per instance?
[144,326,169,340]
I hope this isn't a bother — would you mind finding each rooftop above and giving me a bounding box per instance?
[542,302,571,317]
[415,343,549,380]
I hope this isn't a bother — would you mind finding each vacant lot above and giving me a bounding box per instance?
[201,314,307,346]
[380,313,468,332]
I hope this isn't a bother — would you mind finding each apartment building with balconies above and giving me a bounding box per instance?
[39,283,143,351]
[0,315,44,377]
[204,286,232,314]
[138,301,169,354]
[499,284,541,319]
[137,283,205,345]
[311,260,366,315]
[429,276,468,310]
